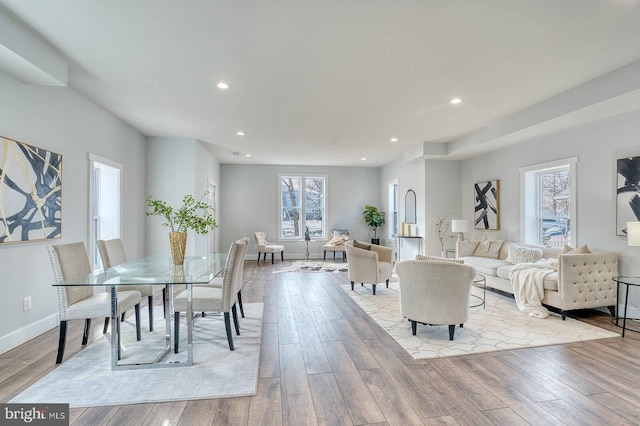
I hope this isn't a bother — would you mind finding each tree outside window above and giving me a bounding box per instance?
[279,175,326,239]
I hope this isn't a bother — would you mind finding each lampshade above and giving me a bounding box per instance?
[628,222,640,246]
[451,220,470,233]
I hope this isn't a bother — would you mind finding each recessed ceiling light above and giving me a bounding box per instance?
[245,154,251,157]
[217,81,231,89]
[390,137,398,142]
[450,98,462,104]
[236,131,245,136]
[361,157,367,161]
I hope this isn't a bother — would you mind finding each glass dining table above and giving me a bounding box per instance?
[53,253,226,370]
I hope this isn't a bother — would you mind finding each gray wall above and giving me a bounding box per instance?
[219,164,380,259]
[145,138,221,256]
[460,109,640,313]
[0,72,147,353]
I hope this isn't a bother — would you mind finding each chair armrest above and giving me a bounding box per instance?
[456,240,478,257]
[371,244,393,264]
[557,251,618,309]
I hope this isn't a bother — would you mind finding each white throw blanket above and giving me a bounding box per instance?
[509,259,558,318]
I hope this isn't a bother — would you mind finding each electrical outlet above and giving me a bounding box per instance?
[23,296,32,311]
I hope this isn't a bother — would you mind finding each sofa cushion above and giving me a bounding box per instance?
[496,264,558,290]
[460,256,511,276]
[472,236,504,259]
[415,254,464,264]
[506,244,544,264]
[563,244,591,254]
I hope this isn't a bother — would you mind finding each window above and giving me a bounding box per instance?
[520,157,577,247]
[388,180,398,239]
[88,154,122,270]
[279,174,326,239]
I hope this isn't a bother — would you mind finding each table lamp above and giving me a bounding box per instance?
[628,221,640,247]
[451,219,470,241]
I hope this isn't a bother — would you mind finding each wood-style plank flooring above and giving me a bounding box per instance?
[2,260,640,425]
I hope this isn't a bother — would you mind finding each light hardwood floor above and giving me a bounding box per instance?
[2,260,640,425]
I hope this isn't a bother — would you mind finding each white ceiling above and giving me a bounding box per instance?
[2,0,640,166]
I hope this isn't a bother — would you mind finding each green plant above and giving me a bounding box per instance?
[435,212,455,251]
[362,205,386,238]
[146,192,217,234]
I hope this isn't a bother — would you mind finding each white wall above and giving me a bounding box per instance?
[0,72,147,354]
[145,138,221,256]
[219,164,380,259]
[461,109,640,310]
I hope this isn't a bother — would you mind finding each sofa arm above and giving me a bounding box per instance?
[456,240,478,258]
[557,251,618,310]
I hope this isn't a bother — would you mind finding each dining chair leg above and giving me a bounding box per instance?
[82,318,91,345]
[323,250,327,261]
[135,304,141,341]
[231,304,240,335]
[271,253,274,264]
[162,288,167,319]
[224,312,235,351]
[237,290,245,318]
[281,251,284,262]
[257,252,261,264]
[121,312,126,322]
[56,321,67,364]
[116,318,121,360]
[148,295,154,332]
[174,312,180,353]
[103,317,110,334]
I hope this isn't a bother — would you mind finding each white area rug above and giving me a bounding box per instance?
[341,281,619,359]
[11,303,263,408]
[275,260,348,273]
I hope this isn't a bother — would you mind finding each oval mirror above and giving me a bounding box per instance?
[405,189,416,224]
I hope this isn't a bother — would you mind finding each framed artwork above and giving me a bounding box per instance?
[474,179,500,230]
[616,155,640,236]
[0,136,62,243]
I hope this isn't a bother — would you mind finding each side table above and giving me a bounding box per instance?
[612,276,640,337]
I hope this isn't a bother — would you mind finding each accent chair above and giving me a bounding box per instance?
[254,232,284,264]
[345,240,393,295]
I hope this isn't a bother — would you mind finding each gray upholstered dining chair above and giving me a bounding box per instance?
[205,236,249,317]
[254,232,284,264]
[48,242,142,363]
[98,238,164,331]
[395,259,476,340]
[173,238,246,351]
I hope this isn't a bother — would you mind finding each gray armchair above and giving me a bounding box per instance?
[345,240,393,295]
[395,259,475,340]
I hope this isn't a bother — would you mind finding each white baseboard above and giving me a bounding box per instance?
[0,314,58,355]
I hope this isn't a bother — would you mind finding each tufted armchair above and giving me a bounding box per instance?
[323,229,349,262]
[254,232,284,264]
[396,259,476,340]
[345,240,393,295]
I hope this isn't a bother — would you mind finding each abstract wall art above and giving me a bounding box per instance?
[474,179,500,230]
[616,155,640,236]
[0,136,62,243]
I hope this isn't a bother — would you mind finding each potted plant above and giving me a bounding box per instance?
[363,205,386,245]
[146,192,218,265]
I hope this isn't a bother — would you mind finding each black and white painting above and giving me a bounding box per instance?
[475,179,500,230]
[617,156,640,236]
[0,136,62,243]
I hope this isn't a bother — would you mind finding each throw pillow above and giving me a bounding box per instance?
[415,254,464,264]
[563,244,591,254]
[472,236,504,259]
[353,240,371,250]
[328,234,349,246]
[506,244,543,264]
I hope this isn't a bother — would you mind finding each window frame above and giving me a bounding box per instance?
[519,157,577,247]
[278,173,327,240]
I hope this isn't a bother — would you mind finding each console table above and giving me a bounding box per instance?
[613,276,640,337]
[395,235,423,261]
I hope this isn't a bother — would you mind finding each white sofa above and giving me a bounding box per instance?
[456,240,618,320]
